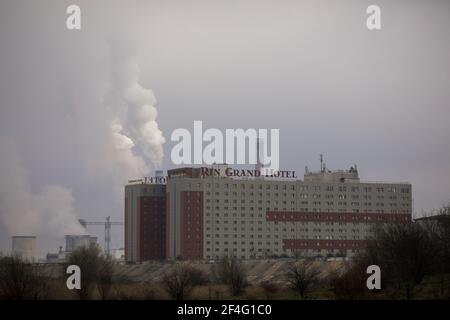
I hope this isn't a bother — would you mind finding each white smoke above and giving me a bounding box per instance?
[0,137,85,238]
[108,119,149,195]
[110,45,166,168]
[93,38,166,199]
[61,36,166,198]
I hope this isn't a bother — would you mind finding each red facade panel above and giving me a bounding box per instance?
[165,192,170,259]
[137,197,141,262]
[138,195,166,260]
[180,191,203,259]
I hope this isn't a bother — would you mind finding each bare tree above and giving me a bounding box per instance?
[65,243,107,300]
[97,258,114,300]
[162,264,207,300]
[215,257,248,296]
[417,204,450,298]
[285,260,321,299]
[0,254,50,300]
[435,204,450,274]
[364,222,440,299]
[327,259,368,300]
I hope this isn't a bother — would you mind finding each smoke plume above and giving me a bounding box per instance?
[110,40,166,168]
[0,138,85,239]
[0,34,166,255]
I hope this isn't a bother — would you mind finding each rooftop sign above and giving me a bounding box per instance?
[200,167,297,179]
[127,176,167,184]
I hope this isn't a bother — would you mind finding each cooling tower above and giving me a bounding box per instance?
[12,236,37,262]
[65,235,97,252]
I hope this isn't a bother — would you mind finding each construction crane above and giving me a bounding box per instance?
[78,216,123,256]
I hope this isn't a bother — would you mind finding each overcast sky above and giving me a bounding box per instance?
[1,0,449,257]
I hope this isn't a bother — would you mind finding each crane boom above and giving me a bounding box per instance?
[78,216,124,256]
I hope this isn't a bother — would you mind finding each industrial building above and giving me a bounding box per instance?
[11,236,37,262]
[65,234,98,252]
[125,164,412,263]
[46,246,67,263]
[110,248,125,261]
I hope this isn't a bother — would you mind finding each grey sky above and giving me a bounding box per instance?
[1,0,449,257]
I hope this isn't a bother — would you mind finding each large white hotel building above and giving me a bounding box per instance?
[124,164,412,263]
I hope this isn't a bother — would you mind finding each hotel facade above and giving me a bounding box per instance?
[125,165,412,263]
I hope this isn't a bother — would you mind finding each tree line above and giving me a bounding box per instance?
[1,204,449,299]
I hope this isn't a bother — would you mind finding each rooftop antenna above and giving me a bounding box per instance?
[320,154,324,172]
[255,138,265,177]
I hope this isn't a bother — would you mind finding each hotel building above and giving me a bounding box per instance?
[125,165,412,262]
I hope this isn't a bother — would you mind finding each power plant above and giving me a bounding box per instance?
[9,224,124,263]
[65,235,98,252]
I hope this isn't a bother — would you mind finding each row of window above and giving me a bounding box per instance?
[202,183,410,194]
[204,208,408,215]
[204,205,409,212]
[204,248,361,260]
[203,232,370,239]
[202,195,409,203]
[203,191,410,199]
[204,236,364,252]
[203,227,365,233]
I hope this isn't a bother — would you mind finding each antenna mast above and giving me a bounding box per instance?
[320,154,324,172]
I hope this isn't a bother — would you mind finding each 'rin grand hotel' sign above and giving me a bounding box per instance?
[200,166,297,179]
[128,166,297,185]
